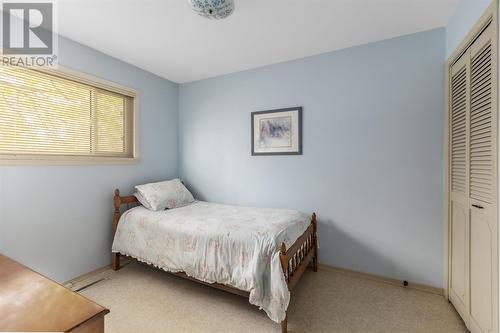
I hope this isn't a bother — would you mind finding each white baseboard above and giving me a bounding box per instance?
[64,259,443,297]
[319,264,444,296]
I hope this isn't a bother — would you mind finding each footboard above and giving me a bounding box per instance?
[279,213,318,290]
[278,213,318,332]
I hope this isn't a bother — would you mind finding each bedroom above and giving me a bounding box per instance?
[0,0,498,332]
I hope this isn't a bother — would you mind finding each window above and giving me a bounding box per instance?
[0,65,137,163]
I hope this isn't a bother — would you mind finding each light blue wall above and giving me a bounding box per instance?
[0,36,179,282]
[446,0,492,57]
[179,28,446,287]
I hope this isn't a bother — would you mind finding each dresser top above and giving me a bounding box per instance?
[0,254,109,332]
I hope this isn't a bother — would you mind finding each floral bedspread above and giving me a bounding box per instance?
[111,201,310,322]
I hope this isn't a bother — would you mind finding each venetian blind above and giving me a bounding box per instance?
[0,66,134,158]
[469,42,493,203]
[451,64,467,194]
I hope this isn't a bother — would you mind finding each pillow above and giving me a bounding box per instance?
[134,191,153,210]
[135,178,195,211]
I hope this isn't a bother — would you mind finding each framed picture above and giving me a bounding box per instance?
[251,107,302,155]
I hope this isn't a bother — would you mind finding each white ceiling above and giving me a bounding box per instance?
[56,0,459,83]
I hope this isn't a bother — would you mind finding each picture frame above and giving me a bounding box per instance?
[251,107,302,156]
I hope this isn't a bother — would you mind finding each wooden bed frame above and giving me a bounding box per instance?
[111,189,318,333]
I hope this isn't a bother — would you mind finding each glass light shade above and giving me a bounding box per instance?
[187,0,235,20]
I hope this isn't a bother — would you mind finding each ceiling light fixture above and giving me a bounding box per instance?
[187,0,235,20]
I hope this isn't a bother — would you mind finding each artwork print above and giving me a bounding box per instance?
[258,116,292,148]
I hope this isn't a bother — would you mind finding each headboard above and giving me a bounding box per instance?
[112,189,141,238]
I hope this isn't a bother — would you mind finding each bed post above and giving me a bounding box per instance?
[112,189,121,271]
[281,313,287,333]
[312,212,318,272]
[279,242,288,333]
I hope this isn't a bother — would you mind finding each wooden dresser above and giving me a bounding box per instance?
[0,254,109,332]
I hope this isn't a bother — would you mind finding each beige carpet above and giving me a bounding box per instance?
[79,262,466,333]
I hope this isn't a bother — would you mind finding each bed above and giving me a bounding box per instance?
[111,189,318,333]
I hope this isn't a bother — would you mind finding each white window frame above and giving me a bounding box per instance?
[0,65,139,165]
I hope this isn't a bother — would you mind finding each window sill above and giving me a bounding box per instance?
[0,155,139,166]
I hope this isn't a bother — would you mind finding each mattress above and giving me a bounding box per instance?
[111,200,310,322]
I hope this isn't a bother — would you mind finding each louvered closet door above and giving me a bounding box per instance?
[468,23,498,333]
[449,50,471,326]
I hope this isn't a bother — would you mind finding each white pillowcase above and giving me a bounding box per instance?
[135,179,195,211]
[134,191,153,210]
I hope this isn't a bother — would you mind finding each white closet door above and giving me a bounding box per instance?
[448,20,498,332]
[468,23,498,333]
[449,50,471,326]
